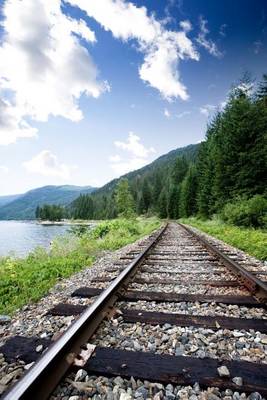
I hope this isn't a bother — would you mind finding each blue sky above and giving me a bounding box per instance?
[0,0,266,195]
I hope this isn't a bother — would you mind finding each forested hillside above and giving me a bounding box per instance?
[70,74,267,227]
[69,144,200,219]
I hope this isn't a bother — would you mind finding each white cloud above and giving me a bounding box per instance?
[177,110,191,118]
[66,0,199,100]
[196,16,222,58]
[164,108,171,118]
[110,132,156,175]
[199,104,217,116]
[23,150,76,179]
[114,132,155,158]
[0,98,37,145]
[0,165,9,174]
[0,0,108,145]
[180,20,192,32]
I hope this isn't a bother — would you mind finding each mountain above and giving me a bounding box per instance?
[0,143,200,220]
[0,194,22,207]
[0,185,96,220]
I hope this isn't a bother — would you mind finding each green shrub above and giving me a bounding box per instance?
[180,217,267,261]
[221,195,267,228]
[0,217,160,314]
[90,219,140,239]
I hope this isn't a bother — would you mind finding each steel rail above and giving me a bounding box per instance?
[3,223,168,400]
[178,223,267,303]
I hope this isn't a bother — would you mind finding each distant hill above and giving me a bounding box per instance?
[0,185,96,220]
[0,194,22,207]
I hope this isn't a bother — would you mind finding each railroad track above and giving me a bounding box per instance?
[1,222,267,399]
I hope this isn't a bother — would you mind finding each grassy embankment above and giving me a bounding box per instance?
[180,217,267,262]
[0,217,161,315]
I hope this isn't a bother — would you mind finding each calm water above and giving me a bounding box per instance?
[0,221,76,257]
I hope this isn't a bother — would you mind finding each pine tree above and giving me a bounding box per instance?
[256,74,267,104]
[179,165,198,217]
[152,172,162,212]
[115,179,135,218]
[158,190,168,218]
[167,185,180,219]
[142,179,152,213]
[172,156,189,184]
[137,193,145,215]
[35,205,40,219]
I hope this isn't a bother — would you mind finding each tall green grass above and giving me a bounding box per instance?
[180,217,267,261]
[0,217,160,315]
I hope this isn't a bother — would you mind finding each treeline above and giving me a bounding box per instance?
[69,154,197,220]
[35,204,65,221]
[40,74,267,227]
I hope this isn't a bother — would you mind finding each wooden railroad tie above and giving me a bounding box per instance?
[82,347,267,396]
[91,276,241,287]
[71,286,264,307]
[1,338,267,395]
[47,303,267,333]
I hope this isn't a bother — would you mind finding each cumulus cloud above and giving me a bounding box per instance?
[0,99,37,145]
[197,16,222,58]
[0,0,107,145]
[23,150,76,179]
[110,132,156,175]
[114,132,155,158]
[199,104,217,116]
[66,0,199,100]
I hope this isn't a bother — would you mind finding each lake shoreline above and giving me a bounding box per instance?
[37,219,96,226]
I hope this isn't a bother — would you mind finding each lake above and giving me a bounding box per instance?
[0,221,84,257]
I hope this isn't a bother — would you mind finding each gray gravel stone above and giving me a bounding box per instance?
[74,369,87,382]
[248,393,262,400]
[217,365,230,377]
[232,377,243,386]
[0,315,11,324]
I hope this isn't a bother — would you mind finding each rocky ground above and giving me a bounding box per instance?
[51,373,264,400]
[0,223,266,399]
[92,318,267,363]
